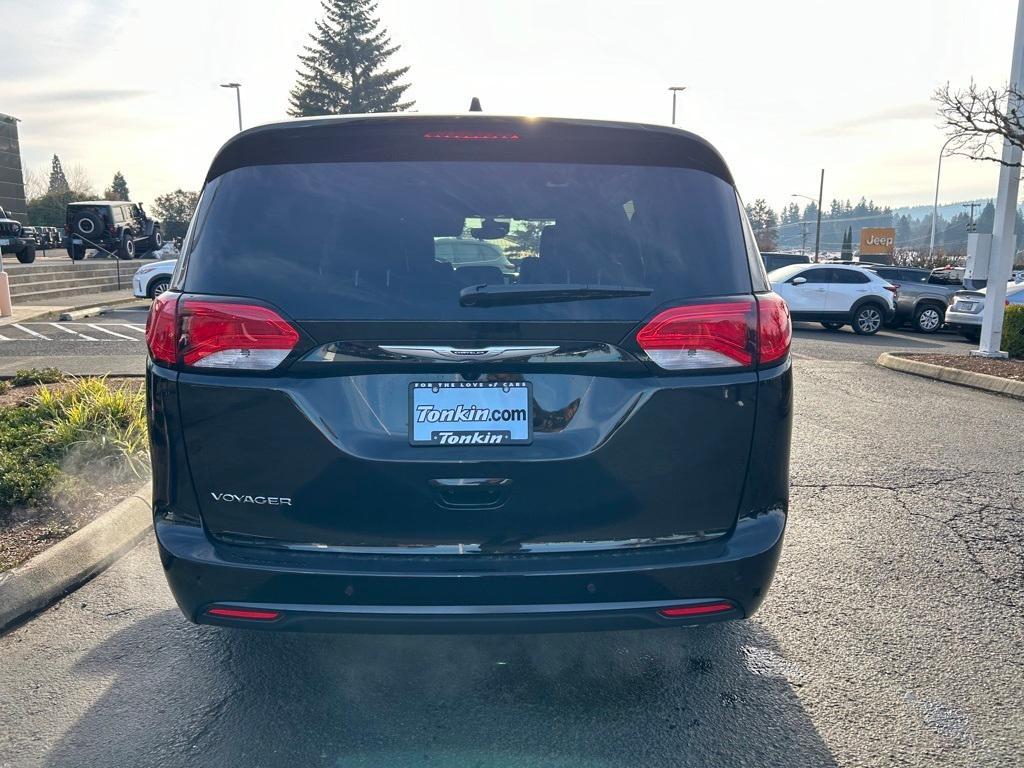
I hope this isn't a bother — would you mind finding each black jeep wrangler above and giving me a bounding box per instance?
[65,200,162,261]
[0,206,36,264]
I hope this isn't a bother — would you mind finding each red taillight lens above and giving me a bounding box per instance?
[146,296,299,371]
[636,301,755,370]
[423,131,520,141]
[206,606,281,621]
[145,291,179,365]
[658,601,735,618]
[179,300,299,369]
[884,285,898,293]
[756,292,791,366]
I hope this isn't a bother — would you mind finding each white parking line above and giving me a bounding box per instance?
[119,324,147,334]
[85,323,136,340]
[12,324,50,340]
[50,323,100,341]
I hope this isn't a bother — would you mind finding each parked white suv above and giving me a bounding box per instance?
[768,263,897,335]
[132,258,176,298]
[945,280,1024,342]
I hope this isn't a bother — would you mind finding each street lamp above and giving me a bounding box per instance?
[929,134,958,259]
[220,83,243,132]
[792,169,825,262]
[669,86,687,125]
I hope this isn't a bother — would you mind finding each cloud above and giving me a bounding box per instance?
[9,89,154,106]
[809,103,937,136]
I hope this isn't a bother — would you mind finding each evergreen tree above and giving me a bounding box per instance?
[104,171,130,201]
[288,0,414,117]
[48,155,69,195]
[745,199,778,251]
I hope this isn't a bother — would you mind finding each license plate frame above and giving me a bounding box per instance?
[409,381,533,446]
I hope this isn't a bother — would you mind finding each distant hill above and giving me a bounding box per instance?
[892,199,1010,221]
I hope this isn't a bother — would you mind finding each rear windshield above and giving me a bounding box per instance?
[182,162,751,321]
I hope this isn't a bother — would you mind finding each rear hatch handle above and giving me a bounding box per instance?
[429,478,513,509]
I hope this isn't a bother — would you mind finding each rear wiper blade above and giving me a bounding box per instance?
[459,283,653,307]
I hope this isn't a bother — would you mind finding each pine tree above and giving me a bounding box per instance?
[841,227,853,259]
[288,0,414,117]
[48,155,69,195]
[104,171,130,201]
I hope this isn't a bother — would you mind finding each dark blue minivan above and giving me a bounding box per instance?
[146,114,792,632]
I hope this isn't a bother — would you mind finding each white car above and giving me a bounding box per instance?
[768,263,897,335]
[132,258,176,298]
[945,281,1024,342]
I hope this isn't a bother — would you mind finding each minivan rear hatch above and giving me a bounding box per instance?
[171,116,767,553]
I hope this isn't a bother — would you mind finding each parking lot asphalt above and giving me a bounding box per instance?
[0,326,1021,767]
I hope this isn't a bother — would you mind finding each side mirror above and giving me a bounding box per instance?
[791,276,807,285]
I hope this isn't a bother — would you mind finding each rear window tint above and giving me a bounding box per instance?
[183,162,751,321]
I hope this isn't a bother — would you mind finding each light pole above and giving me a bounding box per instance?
[792,169,824,262]
[929,134,958,259]
[220,82,243,132]
[976,0,1024,358]
[669,86,687,125]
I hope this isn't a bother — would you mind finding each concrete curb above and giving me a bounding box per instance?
[876,352,1024,400]
[0,482,152,634]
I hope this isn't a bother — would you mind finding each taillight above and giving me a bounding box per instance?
[145,291,178,365]
[756,292,791,366]
[180,300,299,369]
[145,295,299,371]
[636,301,755,370]
[884,285,898,294]
[636,295,790,371]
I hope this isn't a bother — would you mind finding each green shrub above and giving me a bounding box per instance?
[12,367,65,386]
[1004,305,1024,359]
[0,378,147,509]
[0,380,10,395]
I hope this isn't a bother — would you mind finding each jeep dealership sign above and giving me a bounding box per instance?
[859,227,895,256]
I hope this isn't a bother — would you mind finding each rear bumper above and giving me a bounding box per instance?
[155,508,786,633]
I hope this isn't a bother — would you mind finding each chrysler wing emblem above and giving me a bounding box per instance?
[378,345,559,363]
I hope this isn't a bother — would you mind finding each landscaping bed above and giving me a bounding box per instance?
[898,354,1024,382]
[0,371,147,572]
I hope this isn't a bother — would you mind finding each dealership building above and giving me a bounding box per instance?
[0,113,27,222]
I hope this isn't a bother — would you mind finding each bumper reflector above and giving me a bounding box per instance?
[658,601,734,618]
[206,606,282,621]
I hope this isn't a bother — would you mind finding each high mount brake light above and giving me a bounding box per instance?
[423,131,520,141]
[145,296,299,371]
[635,294,790,371]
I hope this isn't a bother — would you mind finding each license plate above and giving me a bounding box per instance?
[956,301,977,311]
[0,239,8,246]
[72,238,83,245]
[409,381,532,446]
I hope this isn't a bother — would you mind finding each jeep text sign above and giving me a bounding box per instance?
[859,227,896,256]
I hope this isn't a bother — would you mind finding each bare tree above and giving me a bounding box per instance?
[64,164,97,197]
[934,81,1024,166]
[23,165,47,200]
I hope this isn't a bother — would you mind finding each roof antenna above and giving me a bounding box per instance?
[469,97,482,112]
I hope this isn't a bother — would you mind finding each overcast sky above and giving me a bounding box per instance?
[3,0,1020,211]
